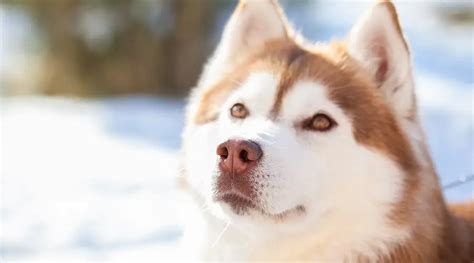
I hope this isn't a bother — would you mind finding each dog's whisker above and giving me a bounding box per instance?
[211,221,231,248]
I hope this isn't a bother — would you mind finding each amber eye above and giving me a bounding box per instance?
[230,103,248,119]
[303,113,335,132]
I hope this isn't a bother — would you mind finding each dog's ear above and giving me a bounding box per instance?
[198,0,290,88]
[347,1,416,118]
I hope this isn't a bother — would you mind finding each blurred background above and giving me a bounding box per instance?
[0,0,472,261]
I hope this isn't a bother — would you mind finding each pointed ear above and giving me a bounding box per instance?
[199,0,290,87]
[348,1,416,118]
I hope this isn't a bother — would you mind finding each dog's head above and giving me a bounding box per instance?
[182,0,421,237]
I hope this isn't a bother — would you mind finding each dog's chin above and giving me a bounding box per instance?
[214,193,306,222]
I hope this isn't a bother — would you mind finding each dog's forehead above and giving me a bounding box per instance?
[194,41,367,124]
[226,71,279,113]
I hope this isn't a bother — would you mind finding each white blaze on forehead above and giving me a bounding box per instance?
[218,71,280,142]
[223,71,280,118]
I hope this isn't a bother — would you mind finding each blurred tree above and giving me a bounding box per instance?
[3,0,232,97]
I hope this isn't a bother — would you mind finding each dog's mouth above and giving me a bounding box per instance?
[214,192,305,220]
[215,193,257,213]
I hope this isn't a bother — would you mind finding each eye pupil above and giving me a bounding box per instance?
[313,115,330,130]
[304,113,335,132]
[230,103,248,118]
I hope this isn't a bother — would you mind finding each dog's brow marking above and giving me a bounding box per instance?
[270,47,307,118]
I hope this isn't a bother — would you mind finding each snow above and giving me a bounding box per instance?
[1,1,473,261]
[1,97,185,261]
[416,73,473,201]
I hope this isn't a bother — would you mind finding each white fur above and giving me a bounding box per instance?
[183,72,280,221]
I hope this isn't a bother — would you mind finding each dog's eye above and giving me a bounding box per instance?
[230,103,248,119]
[303,113,336,132]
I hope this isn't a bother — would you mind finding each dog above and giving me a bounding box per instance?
[179,0,474,261]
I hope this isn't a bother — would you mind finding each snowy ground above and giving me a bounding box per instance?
[1,1,473,262]
[1,97,186,261]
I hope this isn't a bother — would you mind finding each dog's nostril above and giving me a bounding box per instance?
[217,146,229,160]
[221,148,229,159]
[239,150,249,162]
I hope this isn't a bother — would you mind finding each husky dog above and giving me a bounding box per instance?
[180,0,474,261]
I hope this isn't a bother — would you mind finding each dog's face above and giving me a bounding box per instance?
[183,0,420,237]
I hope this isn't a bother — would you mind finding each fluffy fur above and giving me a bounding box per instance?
[180,0,474,262]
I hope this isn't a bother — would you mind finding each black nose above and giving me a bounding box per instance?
[216,139,263,176]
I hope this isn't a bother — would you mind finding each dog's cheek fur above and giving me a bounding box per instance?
[279,81,410,250]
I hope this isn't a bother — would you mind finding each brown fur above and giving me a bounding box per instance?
[450,202,474,224]
[189,1,474,261]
